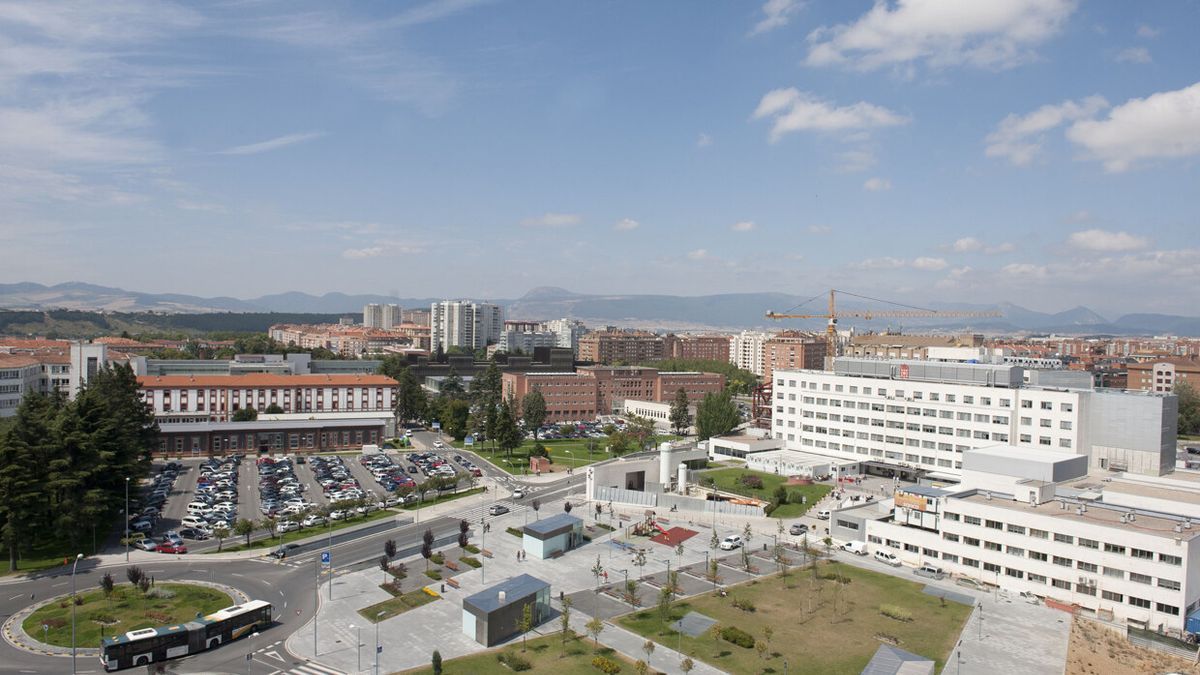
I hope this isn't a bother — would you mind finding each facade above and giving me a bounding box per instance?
[499,330,558,355]
[430,301,504,352]
[137,373,398,423]
[501,367,724,423]
[622,399,696,430]
[362,304,383,328]
[771,358,1177,478]
[269,323,430,355]
[832,446,1200,633]
[577,329,664,364]
[730,330,771,377]
[521,513,584,559]
[543,318,588,353]
[0,354,43,417]
[154,417,389,456]
[402,308,431,326]
[847,333,984,360]
[462,575,551,647]
[762,331,827,381]
[0,341,116,416]
[1127,358,1200,393]
[664,334,731,362]
[703,434,784,461]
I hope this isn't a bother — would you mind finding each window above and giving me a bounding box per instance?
[1103,567,1124,579]
[1007,524,1025,534]
[1130,548,1153,560]
[1077,584,1096,596]
[942,553,958,563]
[1061,403,1073,413]
[1101,590,1123,602]
[1041,401,1053,410]
[1077,561,1097,573]
[1029,528,1048,539]
[1029,551,1048,562]
[1130,572,1152,585]
[1027,573,1046,584]
[983,562,1001,573]
[1060,420,1072,430]
[1054,533,1074,544]
[963,537,980,547]
[1158,579,1181,591]
[1006,546,1025,557]
[1078,537,1098,550]
[1052,579,1071,590]
[944,512,960,521]
[1128,596,1151,609]
[1021,400,1032,409]
[1005,568,1024,579]
[943,533,960,542]
[962,557,979,568]
[985,519,1003,530]
[1157,603,1180,616]
[1052,556,1072,567]
[964,515,982,526]
[984,541,1002,552]
[1159,553,1182,566]
[1104,543,1126,554]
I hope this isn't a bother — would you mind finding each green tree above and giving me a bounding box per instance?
[669,388,691,436]
[431,649,442,675]
[518,601,534,652]
[560,596,573,653]
[214,525,230,552]
[695,390,740,440]
[634,358,756,395]
[626,415,656,451]
[585,616,605,651]
[0,394,55,570]
[439,368,465,398]
[494,400,523,458]
[438,398,471,440]
[234,518,255,546]
[232,407,258,422]
[1176,381,1200,436]
[522,389,547,438]
[394,368,428,424]
[377,354,409,381]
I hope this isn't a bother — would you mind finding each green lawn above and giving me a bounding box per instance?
[359,588,439,623]
[618,561,972,675]
[701,467,832,518]
[24,582,232,648]
[455,435,682,475]
[401,631,638,675]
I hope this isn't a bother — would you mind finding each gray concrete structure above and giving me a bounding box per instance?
[834,357,1025,388]
[462,574,551,647]
[1086,389,1178,476]
[521,513,583,559]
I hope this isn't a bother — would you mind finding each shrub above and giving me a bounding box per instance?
[498,651,532,671]
[880,604,912,622]
[739,474,763,490]
[720,626,757,649]
[730,596,756,612]
[459,556,482,568]
[425,570,442,580]
[144,587,176,600]
[464,544,481,554]
[430,552,445,565]
[506,527,525,538]
[591,655,622,674]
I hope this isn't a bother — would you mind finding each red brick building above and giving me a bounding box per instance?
[664,334,731,362]
[577,329,664,364]
[1126,358,1200,393]
[137,373,398,422]
[762,332,828,380]
[502,366,725,422]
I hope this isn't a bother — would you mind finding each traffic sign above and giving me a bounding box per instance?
[377,645,383,654]
[321,551,330,566]
[432,422,441,430]
[465,435,475,446]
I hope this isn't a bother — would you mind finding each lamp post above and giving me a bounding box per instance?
[350,624,361,672]
[246,631,258,674]
[313,558,319,657]
[70,553,82,674]
[481,516,487,584]
[375,611,385,675]
[327,518,334,601]
[124,477,130,562]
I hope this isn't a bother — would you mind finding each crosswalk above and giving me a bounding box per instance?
[266,662,345,675]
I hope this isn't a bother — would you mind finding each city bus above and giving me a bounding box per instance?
[100,600,272,671]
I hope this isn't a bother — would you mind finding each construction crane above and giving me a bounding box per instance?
[766,289,1003,358]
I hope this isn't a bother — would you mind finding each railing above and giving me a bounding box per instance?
[1127,625,1198,660]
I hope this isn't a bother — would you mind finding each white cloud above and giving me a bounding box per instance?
[731,220,756,232]
[752,88,908,143]
[342,246,384,259]
[217,131,325,156]
[1115,47,1151,64]
[750,0,803,36]
[984,96,1108,166]
[853,256,906,270]
[950,237,983,252]
[1001,262,1049,279]
[912,256,948,271]
[176,200,226,213]
[520,212,582,228]
[1068,229,1149,252]
[686,248,710,261]
[807,224,831,234]
[863,177,892,191]
[1067,81,1200,172]
[614,218,640,231]
[986,242,1016,254]
[805,0,1077,71]
[696,133,712,148]
[1136,24,1160,39]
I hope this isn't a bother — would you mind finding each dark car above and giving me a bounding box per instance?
[178,528,210,541]
[268,543,300,559]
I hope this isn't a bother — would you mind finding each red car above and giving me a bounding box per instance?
[156,542,188,554]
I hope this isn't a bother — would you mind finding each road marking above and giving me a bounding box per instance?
[231,572,245,577]
[9,594,25,600]
[51,582,66,588]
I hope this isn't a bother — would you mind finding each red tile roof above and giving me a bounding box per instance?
[0,353,40,368]
[137,374,398,388]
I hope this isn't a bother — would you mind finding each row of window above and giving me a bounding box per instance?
[777,379,1074,413]
[943,513,1182,566]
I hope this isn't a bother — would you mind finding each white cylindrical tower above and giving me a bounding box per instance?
[677,462,688,495]
[658,441,673,485]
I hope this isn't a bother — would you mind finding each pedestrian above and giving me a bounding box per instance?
[517,550,521,562]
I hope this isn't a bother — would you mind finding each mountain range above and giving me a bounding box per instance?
[1,282,1197,336]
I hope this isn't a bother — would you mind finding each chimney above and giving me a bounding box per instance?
[498,590,506,603]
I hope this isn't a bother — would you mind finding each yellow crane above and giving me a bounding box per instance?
[766,289,1003,357]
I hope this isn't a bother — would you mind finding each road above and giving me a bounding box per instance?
[0,429,591,674]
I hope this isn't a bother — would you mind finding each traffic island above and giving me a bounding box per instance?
[7,579,243,657]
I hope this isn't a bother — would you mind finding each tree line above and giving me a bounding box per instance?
[0,363,158,570]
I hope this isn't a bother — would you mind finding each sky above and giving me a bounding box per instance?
[1,0,1198,317]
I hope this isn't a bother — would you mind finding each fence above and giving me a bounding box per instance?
[590,485,764,518]
[1126,625,1199,661]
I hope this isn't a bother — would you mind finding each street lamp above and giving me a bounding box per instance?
[70,553,82,674]
[124,477,130,563]
[246,631,258,675]
[350,623,361,672]
[375,611,385,675]
[481,516,487,584]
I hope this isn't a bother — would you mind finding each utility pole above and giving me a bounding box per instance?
[71,553,82,674]
[124,477,130,563]
[313,559,319,656]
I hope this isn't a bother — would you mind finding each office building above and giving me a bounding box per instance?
[430,301,504,353]
[771,357,1177,479]
[501,366,724,423]
[847,333,984,360]
[832,445,1200,633]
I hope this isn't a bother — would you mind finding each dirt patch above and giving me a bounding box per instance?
[649,526,698,546]
[1066,619,1200,675]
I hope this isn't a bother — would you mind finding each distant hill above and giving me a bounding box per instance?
[1,282,1197,336]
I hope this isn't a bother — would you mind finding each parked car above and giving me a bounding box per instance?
[487,504,510,516]
[277,521,300,534]
[301,515,326,528]
[134,538,158,552]
[914,563,945,580]
[156,542,188,554]
[841,540,868,556]
[873,550,901,567]
[789,523,809,535]
[178,528,210,541]
[719,535,743,551]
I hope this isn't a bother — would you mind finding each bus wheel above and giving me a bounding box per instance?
[135,656,149,666]
[209,638,220,649]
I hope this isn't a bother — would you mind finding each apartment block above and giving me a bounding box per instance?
[138,373,398,423]
[847,333,984,360]
[762,331,826,380]
[577,329,664,364]
[664,334,731,362]
[729,330,771,377]
[1127,358,1200,393]
[501,366,723,423]
[430,301,504,352]
[771,357,1176,478]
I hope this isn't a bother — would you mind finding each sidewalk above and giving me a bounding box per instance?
[560,608,724,675]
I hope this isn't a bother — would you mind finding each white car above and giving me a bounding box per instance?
[719,535,743,551]
[512,489,525,499]
[277,521,300,533]
[383,497,401,508]
[301,515,326,528]
[329,510,348,521]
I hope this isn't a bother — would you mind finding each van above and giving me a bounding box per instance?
[181,516,209,530]
[816,509,831,520]
[841,540,868,556]
[874,550,902,567]
[915,563,945,580]
[186,502,212,516]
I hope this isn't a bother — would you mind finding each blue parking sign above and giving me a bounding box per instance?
[321,551,330,566]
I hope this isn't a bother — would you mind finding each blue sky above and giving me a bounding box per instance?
[1,0,1197,316]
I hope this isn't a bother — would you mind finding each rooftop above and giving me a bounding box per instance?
[959,491,1200,541]
[138,373,398,387]
[523,512,583,537]
[964,444,1083,466]
[463,574,549,613]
